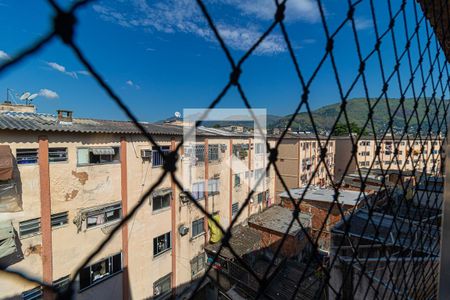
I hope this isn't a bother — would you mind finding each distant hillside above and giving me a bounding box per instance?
[272,98,449,134]
[157,98,448,135]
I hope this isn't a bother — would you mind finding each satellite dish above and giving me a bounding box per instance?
[20,92,31,100]
[28,93,39,100]
[174,111,181,118]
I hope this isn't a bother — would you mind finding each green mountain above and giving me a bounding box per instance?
[272,98,449,135]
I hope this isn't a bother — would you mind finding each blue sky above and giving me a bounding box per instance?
[0,0,440,121]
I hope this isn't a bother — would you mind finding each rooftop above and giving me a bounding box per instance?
[248,205,310,236]
[205,225,262,259]
[0,111,184,135]
[279,186,365,206]
[0,110,267,138]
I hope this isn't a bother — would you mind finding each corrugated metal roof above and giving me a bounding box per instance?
[0,111,184,135]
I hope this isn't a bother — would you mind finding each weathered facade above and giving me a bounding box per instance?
[0,105,277,299]
[274,133,336,202]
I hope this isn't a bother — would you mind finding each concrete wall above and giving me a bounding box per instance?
[0,130,278,299]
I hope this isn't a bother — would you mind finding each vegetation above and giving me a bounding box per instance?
[271,98,448,134]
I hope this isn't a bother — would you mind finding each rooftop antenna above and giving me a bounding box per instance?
[174,111,181,119]
[19,92,38,105]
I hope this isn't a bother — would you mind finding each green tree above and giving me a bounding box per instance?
[333,122,366,136]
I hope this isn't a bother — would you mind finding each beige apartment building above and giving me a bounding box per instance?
[0,104,276,299]
[333,135,445,181]
[274,133,336,201]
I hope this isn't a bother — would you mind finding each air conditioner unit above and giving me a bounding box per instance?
[179,225,189,236]
[141,149,152,159]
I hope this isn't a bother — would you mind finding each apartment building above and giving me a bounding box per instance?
[334,135,445,181]
[0,104,276,299]
[274,133,336,202]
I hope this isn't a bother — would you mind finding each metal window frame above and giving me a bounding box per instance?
[16,148,39,165]
[192,218,205,237]
[48,147,68,163]
[19,218,41,238]
[153,273,172,299]
[152,146,170,167]
[154,232,172,256]
[79,252,123,292]
[51,211,69,228]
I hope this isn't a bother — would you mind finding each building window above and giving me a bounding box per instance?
[192,182,205,200]
[77,147,120,165]
[195,144,205,162]
[152,193,171,212]
[191,253,205,277]
[49,147,68,162]
[234,174,241,187]
[154,232,171,256]
[53,275,70,293]
[208,144,219,161]
[79,253,122,291]
[152,146,170,167]
[255,143,265,154]
[86,203,122,229]
[257,192,264,204]
[208,179,219,196]
[21,286,42,300]
[19,218,41,238]
[16,148,38,164]
[153,273,172,299]
[51,211,69,228]
[232,202,239,217]
[192,218,204,238]
[254,168,265,180]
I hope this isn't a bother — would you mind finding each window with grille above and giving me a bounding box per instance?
[153,273,171,299]
[51,211,68,228]
[153,232,171,256]
[21,286,42,300]
[232,202,239,217]
[191,253,205,277]
[152,146,170,167]
[195,144,205,162]
[255,143,264,154]
[192,218,204,238]
[77,147,120,165]
[86,203,122,229]
[208,178,219,196]
[79,252,122,291]
[19,218,41,238]
[152,193,171,212]
[16,148,38,165]
[208,144,219,161]
[234,174,241,187]
[192,182,205,200]
[49,147,68,162]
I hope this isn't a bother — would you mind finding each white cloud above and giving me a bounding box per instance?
[91,0,299,55]
[216,24,285,54]
[227,0,320,23]
[39,89,59,99]
[126,80,140,89]
[0,50,10,60]
[46,61,78,78]
[354,18,373,30]
[77,70,91,76]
